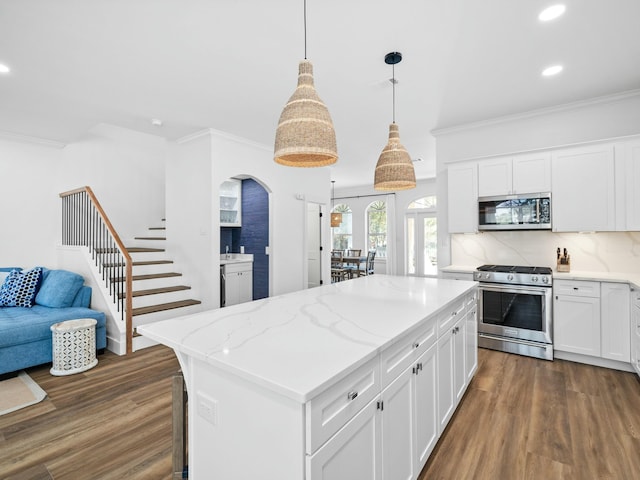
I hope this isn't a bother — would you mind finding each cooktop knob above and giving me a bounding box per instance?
[531,276,538,282]
[542,276,549,284]
[507,274,514,281]
[484,273,491,280]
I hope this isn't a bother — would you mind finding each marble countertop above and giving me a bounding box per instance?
[441,264,640,289]
[138,275,477,403]
[220,253,254,265]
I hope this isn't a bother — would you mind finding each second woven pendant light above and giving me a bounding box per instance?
[374,52,416,190]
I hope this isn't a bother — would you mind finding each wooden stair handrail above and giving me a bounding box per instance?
[60,186,134,354]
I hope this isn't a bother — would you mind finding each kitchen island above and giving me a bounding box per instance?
[139,274,477,480]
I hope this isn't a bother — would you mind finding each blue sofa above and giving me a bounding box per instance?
[0,267,107,375]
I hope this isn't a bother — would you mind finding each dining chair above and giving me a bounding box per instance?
[331,250,347,282]
[358,250,376,276]
[344,249,363,278]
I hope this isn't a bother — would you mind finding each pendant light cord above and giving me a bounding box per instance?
[304,0,307,59]
[392,63,396,123]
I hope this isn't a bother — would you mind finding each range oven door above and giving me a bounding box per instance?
[478,283,552,344]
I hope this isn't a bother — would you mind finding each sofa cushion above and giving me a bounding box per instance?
[35,269,85,308]
[0,267,43,308]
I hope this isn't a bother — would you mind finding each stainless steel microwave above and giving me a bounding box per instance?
[478,193,551,231]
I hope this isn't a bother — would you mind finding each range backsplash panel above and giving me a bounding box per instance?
[452,231,640,273]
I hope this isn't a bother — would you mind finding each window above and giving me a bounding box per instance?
[407,196,437,276]
[332,204,352,250]
[367,201,387,258]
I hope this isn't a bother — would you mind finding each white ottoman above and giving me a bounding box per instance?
[50,318,98,376]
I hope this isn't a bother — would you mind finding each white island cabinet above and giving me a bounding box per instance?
[138,275,477,480]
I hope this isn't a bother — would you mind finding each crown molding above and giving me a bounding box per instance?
[0,130,66,149]
[177,128,271,152]
[431,89,640,137]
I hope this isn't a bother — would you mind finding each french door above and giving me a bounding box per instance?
[406,212,437,276]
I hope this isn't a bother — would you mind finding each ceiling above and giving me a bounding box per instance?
[1,0,639,187]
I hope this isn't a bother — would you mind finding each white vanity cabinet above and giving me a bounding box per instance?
[477,152,551,197]
[221,261,253,306]
[447,162,478,233]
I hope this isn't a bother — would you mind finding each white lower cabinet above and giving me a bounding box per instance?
[554,280,633,364]
[631,288,640,377]
[554,289,601,356]
[601,282,630,362]
[413,343,438,471]
[437,315,466,433]
[308,289,477,480]
[381,366,415,480]
[307,397,382,480]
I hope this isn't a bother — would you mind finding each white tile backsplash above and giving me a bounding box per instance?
[452,231,640,273]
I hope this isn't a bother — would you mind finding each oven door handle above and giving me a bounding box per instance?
[478,284,551,296]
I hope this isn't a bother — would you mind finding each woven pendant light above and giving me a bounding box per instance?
[274,0,337,167]
[374,52,416,191]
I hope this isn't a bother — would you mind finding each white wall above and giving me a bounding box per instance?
[435,92,640,268]
[0,137,62,267]
[334,178,436,276]
[167,129,331,309]
[60,123,167,241]
[0,124,167,272]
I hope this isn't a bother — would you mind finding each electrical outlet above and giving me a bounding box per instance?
[197,391,218,425]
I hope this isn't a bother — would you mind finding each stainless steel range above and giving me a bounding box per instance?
[474,265,553,360]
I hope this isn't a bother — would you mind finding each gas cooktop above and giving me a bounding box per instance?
[476,265,552,275]
[474,264,553,286]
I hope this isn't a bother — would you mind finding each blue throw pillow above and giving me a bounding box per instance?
[35,269,85,308]
[0,267,43,308]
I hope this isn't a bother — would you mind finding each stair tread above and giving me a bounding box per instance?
[112,272,182,282]
[103,260,174,267]
[134,237,166,240]
[121,285,192,298]
[132,299,201,316]
[126,247,165,253]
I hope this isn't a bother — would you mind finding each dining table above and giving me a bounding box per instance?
[341,255,367,277]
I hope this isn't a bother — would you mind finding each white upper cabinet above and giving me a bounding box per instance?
[551,144,616,232]
[447,162,478,233]
[624,139,640,231]
[478,153,551,197]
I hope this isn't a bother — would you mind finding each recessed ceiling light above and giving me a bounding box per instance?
[539,4,566,22]
[0,64,10,74]
[542,65,563,76]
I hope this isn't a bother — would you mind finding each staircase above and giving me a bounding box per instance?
[115,222,201,350]
[60,187,203,354]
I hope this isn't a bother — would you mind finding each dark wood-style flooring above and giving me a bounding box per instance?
[1,346,639,479]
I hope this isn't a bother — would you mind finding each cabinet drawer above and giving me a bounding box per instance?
[305,357,379,454]
[438,297,466,336]
[379,317,437,388]
[223,262,252,273]
[554,280,600,297]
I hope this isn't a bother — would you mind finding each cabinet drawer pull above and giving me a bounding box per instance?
[347,391,358,401]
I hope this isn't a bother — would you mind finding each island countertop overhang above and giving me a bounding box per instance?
[138,275,477,403]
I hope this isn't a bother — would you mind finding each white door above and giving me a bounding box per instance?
[407,212,437,277]
[307,203,322,288]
